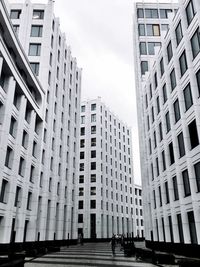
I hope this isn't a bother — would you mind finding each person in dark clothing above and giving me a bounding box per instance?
[111,234,116,255]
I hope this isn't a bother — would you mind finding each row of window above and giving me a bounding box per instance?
[10,9,44,20]
[139,42,161,55]
[79,174,132,186]
[137,8,173,19]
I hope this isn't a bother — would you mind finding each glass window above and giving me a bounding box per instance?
[81,105,85,112]
[141,61,148,75]
[137,8,144,18]
[177,132,185,158]
[162,150,166,171]
[179,50,188,76]
[145,9,158,18]
[161,24,169,32]
[147,24,160,36]
[175,21,183,46]
[91,114,96,122]
[170,68,176,91]
[183,83,193,111]
[159,122,163,141]
[139,42,147,55]
[167,41,173,63]
[138,24,145,36]
[29,43,41,56]
[33,10,44,19]
[182,169,191,196]
[91,174,96,183]
[78,200,83,209]
[80,127,85,136]
[187,211,198,244]
[169,142,175,165]
[91,150,96,158]
[165,181,170,203]
[91,162,96,170]
[10,10,21,19]
[159,9,172,18]
[194,162,200,192]
[191,27,200,59]
[30,63,39,76]
[5,146,13,169]
[147,42,161,55]
[196,69,200,96]
[174,99,181,123]
[0,179,8,203]
[31,25,43,37]
[160,58,164,77]
[90,200,96,209]
[91,125,96,134]
[90,187,96,195]
[186,0,196,26]
[165,111,171,133]
[188,119,199,149]
[91,103,96,111]
[172,176,179,200]
[162,83,167,104]
[177,214,184,243]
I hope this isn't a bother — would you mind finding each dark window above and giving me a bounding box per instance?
[169,142,175,165]
[174,99,181,123]
[80,127,85,136]
[186,0,196,26]
[91,162,96,170]
[149,139,152,155]
[154,131,157,148]
[159,122,163,141]
[188,211,198,244]
[154,72,158,89]
[168,216,174,243]
[14,186,21,207]
[175,21,183,46]
[191,27,200,58]
[162,150,166,171]
[177,132,185,158]
[179,50,188,76]
[162,83,167,103]
[151,163,154,181]
[91,126,96,134]
[165,111,171,133]
[160,58,164,77]
[18,157,25,177]
[138,24,145,36]
[172,176,179,200]
[80,151,84,159]
[177,214,184,243]
[78,214,83,223]
[156,157,159,177]
[27,192,32,210]
[182,169,191,197]
[170,68,176,91]
[196,69,200,96]
[151,106,154,123]
[91,174,96,183]
[162,218,166,242]
[139,42,147,55]
[91,150,96,158]
[149,84,152,99]
[153,190,156,209]
[90,200,96,209]
[183,83,193,111]
[0,179,8,203]
[5,146,13,169]
[188,119,199,149]
[165,181,170,204]
[167,41,173,63]
[78,200,83,209]
[158,186,162,206]
[194,161,200,192]
[9,116,17,137]
[141,61,148,75]
[156,96,160,114]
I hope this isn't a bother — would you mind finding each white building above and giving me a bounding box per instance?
[134,185,144,238]
[134,0,200,252]
[5,0,81,241]
[78,98,135,239]
[0,0,45,243]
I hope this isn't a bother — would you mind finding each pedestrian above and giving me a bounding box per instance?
[111,234,116,256]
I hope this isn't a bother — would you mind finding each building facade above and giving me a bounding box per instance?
[1,0,82,242]
[78,98,135,239]
[134,0,200,252]
[134,185,144,238]
[0,0,45,243]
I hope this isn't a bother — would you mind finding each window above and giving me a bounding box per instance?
[186,0,196,26]
[145,9,159,18]
[91,138,96,146]
[188,119,199,149]
[5,146,13,169]
[151,106,154,123]
[165,181,170,204]
[196,69,200,96]
[31,25,43,37]
[167,41,173,63]
[91,174,96,183]
[139,42,147,55]
[187,211,198,244]
[138,24,145,36]
[159,122,163,141]
[78,200,83,209]
[162,84,167,103]
[91,114,96,122]
[153,190,156,209]
[30,165,35,182]
[141,61,148,75]
[154,72,157,89]
[90,187,96,195]
[80,151,84,159]
[91,104,96,111]
[174,99,181,123]
[146,24,160,36]
[183,83,193,111]
[168,216,174,243]
[182,169,191,197]
[160,58,164,77]
[91,162,96,170]
[81,116,85,124]
[156,96,160,114]
[79,175,84,183]
[148,42,161,55]
[79,163,84,171]
[78,214,83,223]
[162,150,166,171]
[30,63,39,76]
[170,68,176,91]
[22,131,28,148]
[156,157,159,177]
[18,157,25,177]
[154,131,157,148]
[191,27,200,58]
[9,116,17,137]
[165,111,171,133]
[159,9,172,18]
[177,214,184,243]
[14,186,21,207]
[179,50,188,76]
[29,43,41,56]
[169,142,175,165]
[91,150,96,158]
[175,21,183,46]
[0,180,8,203]
[81,105,85,112]
[91,126,96,134]
[194,162,200,192]
[177,132,185,158]
[80,127,85,136]
[79,188,84,196]
[33,10,44,19]
[137,8,144,18]
[10,9,21,19]
[90,200,96,209]
[172,176,179,200]
[27,192,32,210]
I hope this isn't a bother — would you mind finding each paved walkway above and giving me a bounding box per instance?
[25,242,157,267]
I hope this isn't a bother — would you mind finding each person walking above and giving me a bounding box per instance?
[111,234,116,256]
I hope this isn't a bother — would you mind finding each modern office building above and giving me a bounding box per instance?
[134,0,200,253]
[134,185,144,238]
[78,98,135,239]
[4,0,81,242]
[0,0,45,243]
